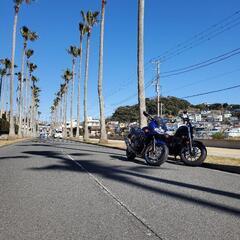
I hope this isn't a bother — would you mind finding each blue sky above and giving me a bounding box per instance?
[1,0,240,121]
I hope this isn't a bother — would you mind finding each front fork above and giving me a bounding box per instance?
[153,136,156,153]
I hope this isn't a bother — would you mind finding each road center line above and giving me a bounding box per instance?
[61,149,163,240]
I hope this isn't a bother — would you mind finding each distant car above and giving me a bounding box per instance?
[54,130,63,139]
[39,132,47,139]
[225,128,240,138]
[209,128,221,136]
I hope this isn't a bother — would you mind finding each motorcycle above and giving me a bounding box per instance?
[124,111,169,166]
[163,113,207,166]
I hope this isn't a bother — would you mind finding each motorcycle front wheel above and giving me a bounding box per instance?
[145,143,169,166]
[180,141,207,166]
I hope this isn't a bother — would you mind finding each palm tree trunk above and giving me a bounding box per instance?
[30,89,34,136]
[60,97,63,130]
[0,76,4,118]
[26,74,31,136]
[64,89,68,138]
[23,75,28,136]
[76,35,83,138]
[70,58,75,138]
[137,0,147,128]
[98,0,108,143]
[83,34,90,141]
[9,7,19,139]
[18,43,26,137]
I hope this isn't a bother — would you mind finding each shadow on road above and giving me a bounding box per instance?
[24,149,240,218]
[0,156,30,160]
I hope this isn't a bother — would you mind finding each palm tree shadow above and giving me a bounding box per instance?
[25,150,240,217]
[110,154,147,166]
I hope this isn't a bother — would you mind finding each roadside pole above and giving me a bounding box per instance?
[152,60,161,117]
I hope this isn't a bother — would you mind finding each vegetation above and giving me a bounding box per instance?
[111,96,191,122]
[211,132,225,140]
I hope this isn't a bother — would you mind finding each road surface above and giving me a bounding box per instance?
[0,138,239,240]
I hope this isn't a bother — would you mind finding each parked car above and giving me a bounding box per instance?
[225,128,240,138]
[53,129,63,139]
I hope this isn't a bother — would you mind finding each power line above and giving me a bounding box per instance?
[182,84,240,99]
[105,9,240,99]
[164,66,240,94]
[161,48,240,78]
[162,48,240,74]
[150,9,240,62]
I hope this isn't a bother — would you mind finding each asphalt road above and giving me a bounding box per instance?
[0,138,239,240]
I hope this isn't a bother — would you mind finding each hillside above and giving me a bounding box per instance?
[109,96,240,123]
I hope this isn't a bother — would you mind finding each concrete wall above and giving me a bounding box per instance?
[200,139,240,149]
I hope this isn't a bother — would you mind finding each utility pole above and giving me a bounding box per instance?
[152,60,161,117]
[160,102,163,117]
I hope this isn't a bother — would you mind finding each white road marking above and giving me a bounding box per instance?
[61,149,162,240]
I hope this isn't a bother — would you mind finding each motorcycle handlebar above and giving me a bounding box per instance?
[143,111,154,120]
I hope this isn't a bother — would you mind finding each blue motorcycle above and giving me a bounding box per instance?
[125,111,169,166]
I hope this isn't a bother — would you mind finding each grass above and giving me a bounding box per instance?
[205,155,240,166]
[0,138,31,147]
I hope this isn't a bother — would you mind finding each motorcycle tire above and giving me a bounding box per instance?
[145,143,169,166]
[180,141,207,166]
[126,147,136,161]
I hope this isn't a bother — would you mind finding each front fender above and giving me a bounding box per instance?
[193,140,207,153]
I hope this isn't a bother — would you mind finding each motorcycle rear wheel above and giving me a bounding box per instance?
[145,144,168,166]
[180,141,207,166]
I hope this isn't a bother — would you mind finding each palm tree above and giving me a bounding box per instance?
[67,45,80,138]
[19,26,38,137]
[15,71,22,122]
[23,49,34,136]
[62,69,73,137]
[137,0,147,128]
[32,85,40,136]
[0,58,12,120]
[26,62,37,136]
[9,0,35,139]
[30,75,38,135]
[98,0,108,143]
[81,10,99,141]
[0,68,7,118]
[76,23,87,139]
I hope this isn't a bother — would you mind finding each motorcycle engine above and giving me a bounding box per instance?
[131,133,145,153]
